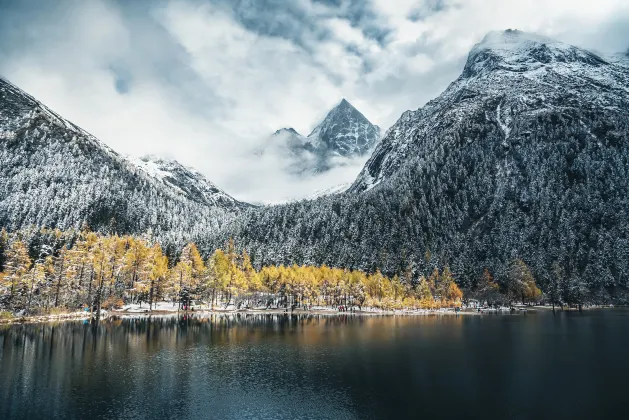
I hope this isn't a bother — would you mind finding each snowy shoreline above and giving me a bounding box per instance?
[3,305,619,326]
[112,301,478,317]
[1,305,478,325]
[0,311,91,325]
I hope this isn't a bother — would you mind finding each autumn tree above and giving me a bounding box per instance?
[507,259,542,306]
[416,276,433,307]
[123,237,150,303]
[3,239,31,308]
[474,268,502,307]
[147,244,168,310]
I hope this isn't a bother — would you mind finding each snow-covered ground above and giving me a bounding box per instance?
[114,302,468,316]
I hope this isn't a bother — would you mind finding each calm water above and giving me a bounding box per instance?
[1,310,629,419]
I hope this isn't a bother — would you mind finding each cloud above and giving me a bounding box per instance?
[1,0,628,203]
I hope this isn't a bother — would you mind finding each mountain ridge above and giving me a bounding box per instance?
[350,28,628,193]
[0,76,247,248]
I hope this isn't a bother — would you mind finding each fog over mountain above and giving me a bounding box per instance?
[258,98,380,177]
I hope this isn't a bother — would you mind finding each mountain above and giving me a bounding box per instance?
[308,98,381,159]
[131,155,246,211]
[263,99,381,174]
[0,77,247,247]
[351,29,626,192]
[211,30,629,304]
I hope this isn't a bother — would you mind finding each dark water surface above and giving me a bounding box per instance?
[2,310,629,419]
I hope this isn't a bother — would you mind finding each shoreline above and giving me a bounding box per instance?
[2,304,620,325]
[1,306,475,325]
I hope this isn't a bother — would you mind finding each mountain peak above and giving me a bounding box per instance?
[331,98,358,114]
[273,127,301,136]
[264,99,381,177]
[309,99,371,137]
[307,99,380,159]
[463,29,608,78]
[477,29,555,50]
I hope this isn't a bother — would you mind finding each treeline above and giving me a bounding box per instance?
[0,228,551,316]
[0,228,468,315]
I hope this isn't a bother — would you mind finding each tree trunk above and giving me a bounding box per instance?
[9,277,16,304]
[178,270,183,310]
[94,259,105,323]
[149,279,154,311]
[131,265,137,293]
[87,268,94,306]
[26,270,36,314]
[54,259,65,307]
[77,261,85,289]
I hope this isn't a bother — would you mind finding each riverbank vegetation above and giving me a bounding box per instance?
[0,228,550,316]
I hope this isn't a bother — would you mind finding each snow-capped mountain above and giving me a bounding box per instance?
[308,98,381,159]
[351,29,629,192]
[263,99,381,174]
[131,155,247,211]
[0,77,247,245]
[214,30,629,303]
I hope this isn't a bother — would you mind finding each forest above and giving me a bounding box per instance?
[0,227,547,317]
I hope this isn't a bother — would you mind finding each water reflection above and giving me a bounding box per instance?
[1,311,628,419]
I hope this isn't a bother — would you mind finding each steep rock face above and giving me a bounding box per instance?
[307,98,381,159]
[0,77,246,245]
[263,99,381,175]
[212,30,629,303]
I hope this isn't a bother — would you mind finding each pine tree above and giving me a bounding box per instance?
[0,228,8,272]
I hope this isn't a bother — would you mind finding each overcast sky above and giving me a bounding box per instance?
[1,0,628,203]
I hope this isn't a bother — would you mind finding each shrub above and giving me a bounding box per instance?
[102,296,124,310]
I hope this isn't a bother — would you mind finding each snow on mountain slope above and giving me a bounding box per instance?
[130,155,248,210]
[307,98,381,158]
[0,76,247,243]
[350,29,629,193]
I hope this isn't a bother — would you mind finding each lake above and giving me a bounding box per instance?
[1,310,628,419]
